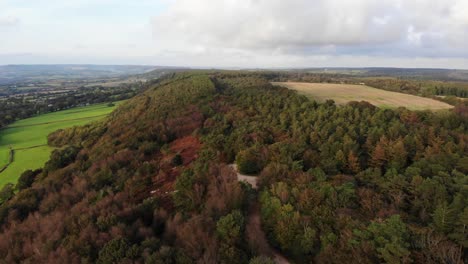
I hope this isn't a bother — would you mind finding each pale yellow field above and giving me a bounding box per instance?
[273,82,453,111]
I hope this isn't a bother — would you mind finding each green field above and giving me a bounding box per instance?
[0,102,121,187]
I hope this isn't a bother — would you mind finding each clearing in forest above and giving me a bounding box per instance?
[273,82,453,111]
[0,102,123,187]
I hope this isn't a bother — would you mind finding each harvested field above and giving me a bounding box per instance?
[273,82,453,111]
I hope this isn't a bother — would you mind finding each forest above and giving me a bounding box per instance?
[0,71,466,263]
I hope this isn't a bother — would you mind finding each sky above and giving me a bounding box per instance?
[1,0,468,69]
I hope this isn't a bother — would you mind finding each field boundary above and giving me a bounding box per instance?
[8,114,108,128]
[14,144,48,151]
[0,148,14,174]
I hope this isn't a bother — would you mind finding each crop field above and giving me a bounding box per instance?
[273,82,453,111]
[0,102,122,187]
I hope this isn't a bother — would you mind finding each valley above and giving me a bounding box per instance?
[0,102,121,186]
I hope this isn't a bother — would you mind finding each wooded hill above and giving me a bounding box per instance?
[0,72,466,263]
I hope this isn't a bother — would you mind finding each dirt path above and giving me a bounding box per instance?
[229,164,258,189]
[229,164,290,264]
[246,201,291,264]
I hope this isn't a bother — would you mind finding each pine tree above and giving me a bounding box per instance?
[449,208,467,247]
[389,139,407,170]
[335,150,346,172]
[371,143,387,169]
[432,202,455,233]
[347,151,361,174]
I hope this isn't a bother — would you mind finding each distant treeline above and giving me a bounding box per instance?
[434,86,468,98]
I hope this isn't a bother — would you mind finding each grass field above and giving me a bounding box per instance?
[273,82,453,111]
[0,102,121,187]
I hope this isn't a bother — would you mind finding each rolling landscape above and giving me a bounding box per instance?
[1,1,468,264]
[0,69,466,264]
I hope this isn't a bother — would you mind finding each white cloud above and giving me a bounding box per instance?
[0,16,19,27]
[151,0,468,66]
[1,0,467,67]
[153,0,407,49]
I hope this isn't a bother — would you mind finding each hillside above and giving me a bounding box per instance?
[0,72,466,263]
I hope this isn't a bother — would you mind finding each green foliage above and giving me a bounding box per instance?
[16,169,41,190]
[216,210,247,263]
[432,202,456,233]
[173,169,196,211]
[97,238,135,264]
[216,210,245,243]
[249,256,275,264]
[0,183,14,205]
[44,146,81,172]
[354,215,411,264]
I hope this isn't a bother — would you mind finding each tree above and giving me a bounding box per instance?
[347,152,361,174]
[216,210,247,264]
[172,153,183,166]
[216,210,245,244]
[449,207,468,247]
[16,169,41,190]
[44,146,80,171]
[335,150,346,171]
[300,226,316,254]
[370,142,387,169]
[249,256,275,264]
[236,147,262,175]
[388,139,407,171]
[432,202,455,233]
[274,204,301,252]
[97,238,133,264]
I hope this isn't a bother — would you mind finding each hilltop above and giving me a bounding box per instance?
[0,72,466,263]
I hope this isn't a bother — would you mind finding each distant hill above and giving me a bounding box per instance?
[0,65,164,85]
[271,67,468,82]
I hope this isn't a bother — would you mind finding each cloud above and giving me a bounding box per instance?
[0,16,20,28]
[0,0,467,67]
[151,0,468,60]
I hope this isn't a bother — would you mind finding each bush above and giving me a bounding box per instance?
[172,153,183,166]
[44,146,81,171]
[16,169,41,190]
[0,183,14,205]
[97,238,134,264]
